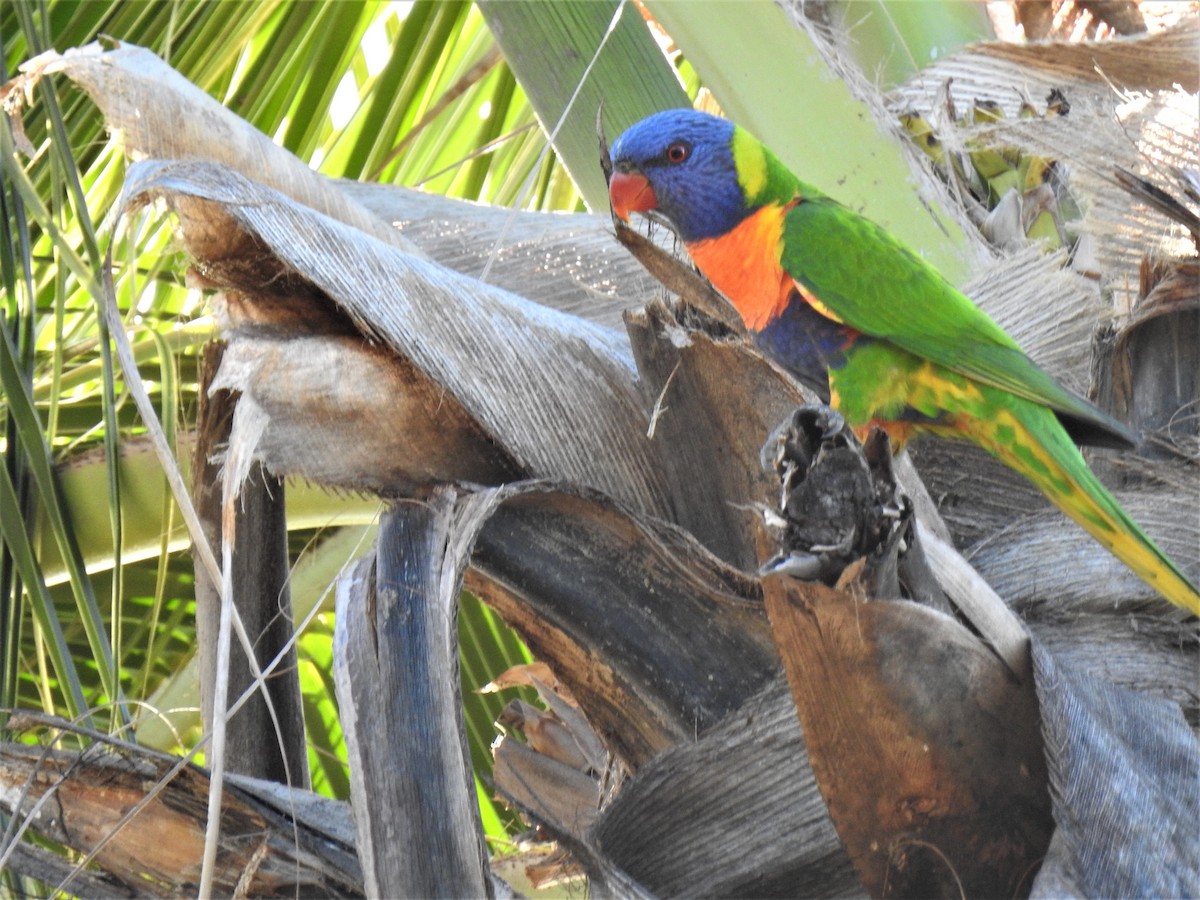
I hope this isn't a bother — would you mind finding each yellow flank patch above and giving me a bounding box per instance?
[686,203,794,330]
[831,342,1200,613]
[796,284,844,324]
[732,127,768,202]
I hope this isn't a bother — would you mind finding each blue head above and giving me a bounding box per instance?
[608,109,751,242]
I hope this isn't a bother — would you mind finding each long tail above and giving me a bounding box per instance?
[967,399,1199,615]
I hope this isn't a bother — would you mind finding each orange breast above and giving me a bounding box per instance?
[686,203,796,331]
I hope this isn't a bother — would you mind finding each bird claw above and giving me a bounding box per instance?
[810,528,857,556]
[759,553,826,581]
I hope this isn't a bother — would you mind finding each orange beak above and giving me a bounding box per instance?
[608,170,657,222]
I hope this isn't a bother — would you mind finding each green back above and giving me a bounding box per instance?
[779,194,1134,446]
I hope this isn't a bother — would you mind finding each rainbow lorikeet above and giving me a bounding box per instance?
[608,108,1198,615]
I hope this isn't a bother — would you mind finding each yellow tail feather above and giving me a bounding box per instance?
[970,403,1199,615]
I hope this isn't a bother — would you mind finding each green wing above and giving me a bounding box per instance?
[780,194,1133,447]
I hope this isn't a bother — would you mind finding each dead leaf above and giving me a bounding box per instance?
[763,578,1053,898]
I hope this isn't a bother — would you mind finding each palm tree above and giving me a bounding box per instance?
[1,1,1196,895]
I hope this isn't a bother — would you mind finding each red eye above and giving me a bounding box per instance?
[666,141,689,164]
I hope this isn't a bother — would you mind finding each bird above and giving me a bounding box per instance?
[607,108,1199,615]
